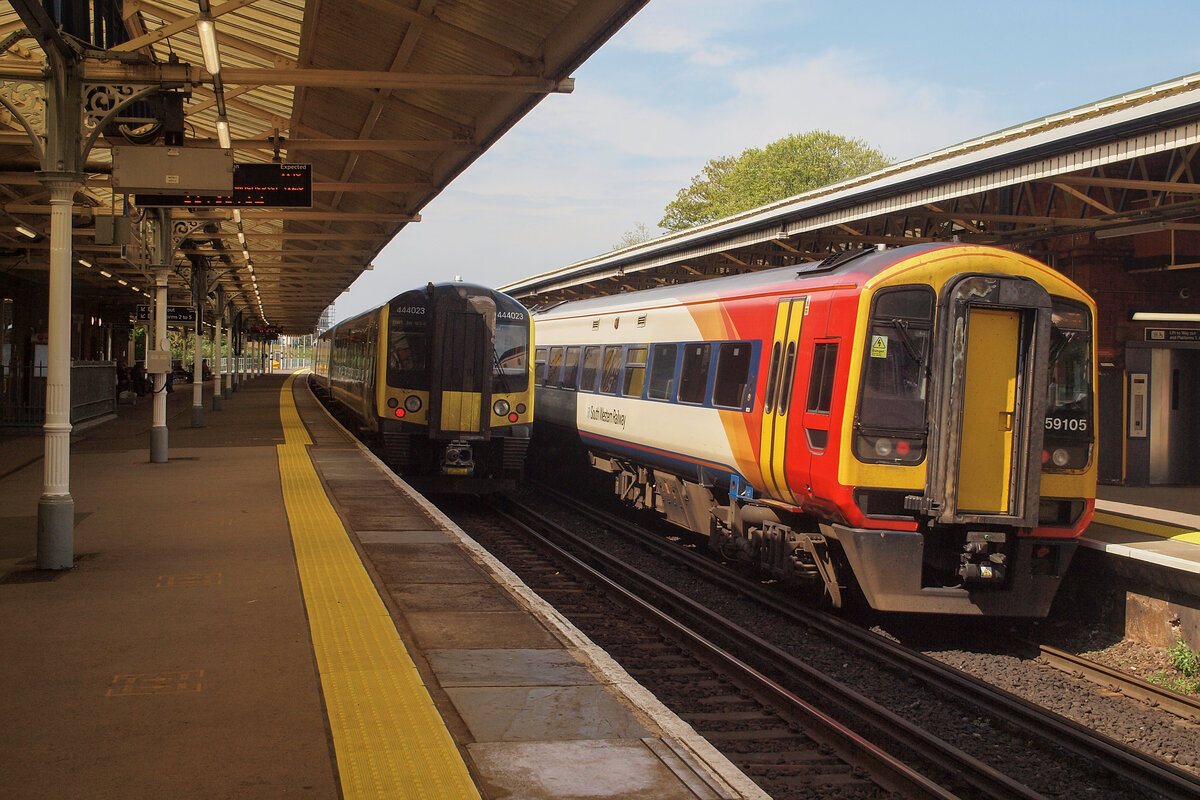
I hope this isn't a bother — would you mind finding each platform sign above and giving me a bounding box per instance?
[137,305,196,324]
[1145,327,1200,342]
[134,163,312,208]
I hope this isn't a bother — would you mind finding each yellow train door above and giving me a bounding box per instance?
[956,308,1020,513]
[758,298,806,503]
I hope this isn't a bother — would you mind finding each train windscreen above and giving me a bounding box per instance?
[387,299,429,389]
[493,321,529,393]
[855,286,934,464]
[1043,299,1093,471]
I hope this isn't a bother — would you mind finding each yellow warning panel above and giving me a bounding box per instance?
[1092,511,1200,544]
[277,374,480,800]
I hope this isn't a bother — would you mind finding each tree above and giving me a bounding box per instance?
[613,222,657,250]
[659,131,891,232]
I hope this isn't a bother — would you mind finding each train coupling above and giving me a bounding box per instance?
[958,531,1007,584]
[441,439,476,476]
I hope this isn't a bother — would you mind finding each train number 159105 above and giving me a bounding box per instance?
[1045,416,1088,432]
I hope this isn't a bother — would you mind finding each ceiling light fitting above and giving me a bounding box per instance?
[1130,311,1200,322]
[197,15,221,75]
[216,116,232,149]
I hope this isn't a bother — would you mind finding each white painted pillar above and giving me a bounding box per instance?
[36,171,83,570]
[150,266,170,463]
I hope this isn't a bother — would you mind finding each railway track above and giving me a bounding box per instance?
[445,484,1200,800]
[444,496,971,799]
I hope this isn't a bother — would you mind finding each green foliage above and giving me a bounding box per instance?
[659,130,892,232]
[1148,633,1200,695]
[1167,633,1199,677]
[613,222,658,250]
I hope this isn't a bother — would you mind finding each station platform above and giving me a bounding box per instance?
[1088,486,1200,576]
[0,371,762,800]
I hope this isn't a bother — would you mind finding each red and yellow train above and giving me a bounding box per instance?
[532,243,1096,615]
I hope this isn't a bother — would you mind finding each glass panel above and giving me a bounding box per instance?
[622,346,647,397]
[712,341,752,408]
[1046,299,1093,439]
[493,321,528,392]
[599,345,623,394]
[647,344,678,400]
[561,346,581,388]
[579,346,601,392]
[678,343,711,404]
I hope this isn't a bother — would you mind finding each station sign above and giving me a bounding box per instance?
[136,305,197,324]
[134,163,312,208]
[1145,327,1200,342]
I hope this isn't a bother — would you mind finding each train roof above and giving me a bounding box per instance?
[530,242,958,318]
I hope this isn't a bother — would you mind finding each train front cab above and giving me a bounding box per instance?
[378,285,532,493]
[827,250,1097,616]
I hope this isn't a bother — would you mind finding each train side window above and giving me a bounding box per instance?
[534,347,547,385]
[579,345,602,392]
[777,342,798,415]
[599,345,623,394]
[713,341,753,409]
[678,343,712,404]
[762,342,782,413]
[805,342,839,413]
[561,346,581,389]
[546,347,564,387]
[622,347,648,397]
[647,344,678,400]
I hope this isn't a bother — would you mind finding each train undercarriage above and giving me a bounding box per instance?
[588,453,1076,616]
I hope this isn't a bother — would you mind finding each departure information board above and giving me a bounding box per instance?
[135,163,312,207]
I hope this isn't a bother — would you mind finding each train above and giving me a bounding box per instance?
[311,281,534,493]
[531,243,1097,616]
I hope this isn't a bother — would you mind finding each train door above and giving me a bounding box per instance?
[956,308,1019,512]
[429,294,492,438]
[758,297,806,503]
[927,276,1051,527]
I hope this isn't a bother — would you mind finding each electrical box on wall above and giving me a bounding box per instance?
[111,146,234,195]
[1129,373,1148,438]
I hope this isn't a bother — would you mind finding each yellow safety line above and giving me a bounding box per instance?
[1092,511,1200,545]
[276,372,480,800]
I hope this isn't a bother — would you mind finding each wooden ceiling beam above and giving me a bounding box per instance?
[220,68,574,93]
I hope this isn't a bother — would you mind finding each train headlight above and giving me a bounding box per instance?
[1051,448,1070,467]
[874,438,893,457]
[404,395,422,412]
[493,399,510,417]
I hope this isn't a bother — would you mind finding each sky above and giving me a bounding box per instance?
[331,0,1199,323]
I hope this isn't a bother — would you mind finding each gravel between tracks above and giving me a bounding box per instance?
[512,484,1200,796]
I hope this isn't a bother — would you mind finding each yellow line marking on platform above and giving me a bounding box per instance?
[276,373,480,800]
[1092,511,1200,545]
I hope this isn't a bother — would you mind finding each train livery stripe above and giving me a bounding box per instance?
[276,372,481,800]
[1092,511,1200,544]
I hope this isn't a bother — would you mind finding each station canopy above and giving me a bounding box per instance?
[503,73,1200,309]
[0,0,648,332]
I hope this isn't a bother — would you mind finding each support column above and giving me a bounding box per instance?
[191,267,205,427]
[191,313,204,426]
[213,292,224,410]
[150,265,170,462]
[36,170,84,570]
